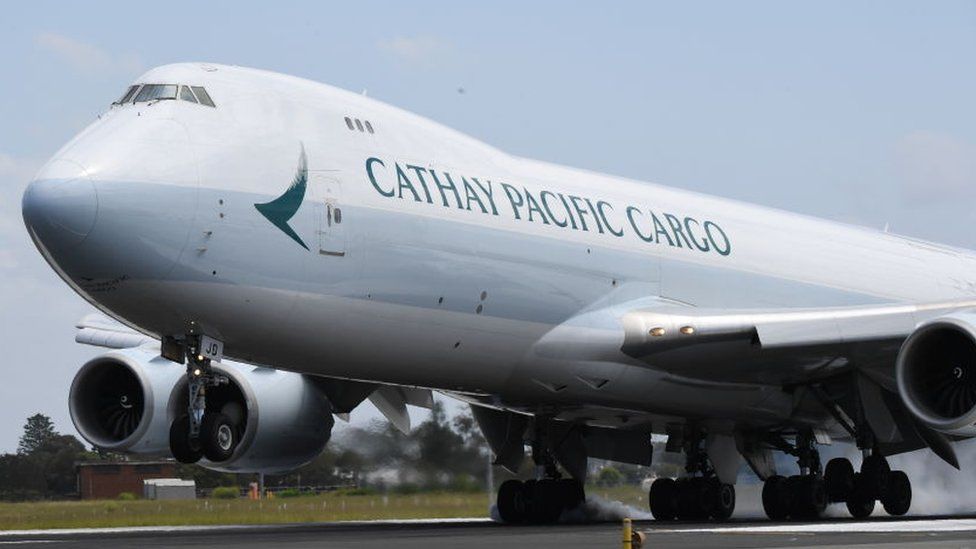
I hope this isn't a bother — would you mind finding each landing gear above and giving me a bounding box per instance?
[648,430,736,521]
[495,422,586,524]
[496,478,585,523]
[839,453,911,518]
[168,414,202,464]
[760,441,912,520]
[761,430,827,521]
[167,332,240,464]
[201,412,237,462]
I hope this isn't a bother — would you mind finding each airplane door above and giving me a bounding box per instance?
[312,174,346,257]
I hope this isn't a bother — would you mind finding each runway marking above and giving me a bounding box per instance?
[651,518,976,534]
[0,518,493,538]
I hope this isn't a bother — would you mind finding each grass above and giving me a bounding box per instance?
[0,485,647,531]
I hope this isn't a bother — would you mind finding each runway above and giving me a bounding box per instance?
[4,516,976,548]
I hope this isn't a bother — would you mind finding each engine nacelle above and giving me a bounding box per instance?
[69,348,334,473]
[897,312,976,436]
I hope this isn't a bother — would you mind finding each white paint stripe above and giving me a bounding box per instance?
[651,518,976,534]
[0,517,492,538]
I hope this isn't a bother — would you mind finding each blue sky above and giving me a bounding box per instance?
[0,1,974,451]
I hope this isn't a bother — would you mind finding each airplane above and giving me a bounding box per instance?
[20,62,976,523]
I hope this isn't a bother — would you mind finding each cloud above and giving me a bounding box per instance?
[378,36,450,67]
[34,32,143,74]
[895,131,976,204]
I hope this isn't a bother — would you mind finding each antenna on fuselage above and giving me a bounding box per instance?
[361,89,368,96]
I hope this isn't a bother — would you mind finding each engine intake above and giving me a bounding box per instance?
[897,313,976,435]
[69,350,183,452]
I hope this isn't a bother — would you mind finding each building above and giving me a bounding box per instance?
[76,461,179,500]
[143,478,196,500]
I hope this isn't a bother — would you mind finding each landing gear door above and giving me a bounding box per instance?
[310,173,346,257]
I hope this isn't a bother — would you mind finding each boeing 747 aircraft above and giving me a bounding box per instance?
[21,63,976,523]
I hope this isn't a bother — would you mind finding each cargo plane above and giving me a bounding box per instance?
[22,63,976,522]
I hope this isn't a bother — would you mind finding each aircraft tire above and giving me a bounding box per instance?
[762,475,791,521]
[880,470,911,516]
[649,477,677,521]
[789,476,827,519]
[523,479,563,524]
[558,478,585,511]
[860,454,890,499]
[708,480,735,521]
[846,473,876,519]
[675,477,711,520]
[824,457,855,502]
[200,412,238,462]
[168,414,202,464]
[497,479,528,523]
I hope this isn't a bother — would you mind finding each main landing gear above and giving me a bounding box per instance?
[648,431,736,521]
[168,334,241,464]
[495,426,586,524]
[760,431,912,520]
[497,478,585,524]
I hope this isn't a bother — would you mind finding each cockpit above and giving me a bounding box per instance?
[113,84,216,107]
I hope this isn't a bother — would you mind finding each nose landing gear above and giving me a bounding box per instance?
[167,333,240,464]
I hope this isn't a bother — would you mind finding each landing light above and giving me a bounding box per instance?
[196,354,205,362]
[193,368,202,376]
[649,327,666,337]
[680,326,695,335]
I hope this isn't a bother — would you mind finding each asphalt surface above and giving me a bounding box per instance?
[4,516,976,548]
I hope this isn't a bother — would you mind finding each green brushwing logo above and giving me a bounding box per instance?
[255,144,309,250]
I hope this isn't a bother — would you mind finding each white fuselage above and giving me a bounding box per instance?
[23,63,976,436]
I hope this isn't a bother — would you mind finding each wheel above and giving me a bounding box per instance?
[497,479,528,523]
[846,473,875,519]
[824,457,855,502]
[790,476,826,520]
[200,412,239,462]
[676,478,710,520]
[169,414,202,464]
[709,481,735,521]
[880,470,911,516]
[762,475,791,521]
[558,478,585,511]
[649,478,678,521]
[860,454,890,499]
[527,479,563,524]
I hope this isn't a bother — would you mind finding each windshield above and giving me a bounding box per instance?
[133,84,178,102]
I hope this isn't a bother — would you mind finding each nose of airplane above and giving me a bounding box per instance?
[22,159,98,253]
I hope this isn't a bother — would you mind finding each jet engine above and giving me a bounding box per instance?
[69,347,334,473]
[897,312,976,436]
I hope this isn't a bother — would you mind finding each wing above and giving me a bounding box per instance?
[75,312,155,349]
[619,299,976,387]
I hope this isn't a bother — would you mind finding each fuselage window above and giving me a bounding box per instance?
[179,86,198,103]
[191,86,216,107]
[355,119,364,132]
[364,121,374,134]
[115,85,140,105]
[344,117,354,130]
[134,84,178,103]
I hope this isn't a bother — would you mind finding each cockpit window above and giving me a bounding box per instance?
[115,85,140,105]
[134,84,178,103]
[112,83,215,108]
[191,86,215,107]
[179,86,198,103]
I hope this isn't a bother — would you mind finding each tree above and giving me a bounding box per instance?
[596,466,624,487]
[18,414,56,455]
